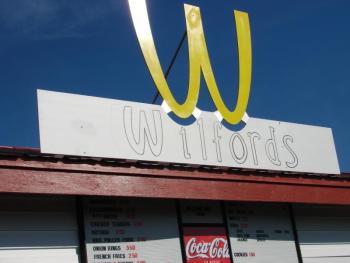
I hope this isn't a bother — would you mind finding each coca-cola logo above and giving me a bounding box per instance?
[185,237,230,259]
[183,226,231,263]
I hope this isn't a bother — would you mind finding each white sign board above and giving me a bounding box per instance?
[84,198,183,263]
[38,90,340,174]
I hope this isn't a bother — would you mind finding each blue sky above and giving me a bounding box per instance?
[0,0,349,172]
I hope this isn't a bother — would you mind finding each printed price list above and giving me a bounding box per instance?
[84,198,182,263]
[225,203,299,263]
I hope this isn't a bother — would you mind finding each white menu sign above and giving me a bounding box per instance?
[84,198,183,263]
[225,203,299,263]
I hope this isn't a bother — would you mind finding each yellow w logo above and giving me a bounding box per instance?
[128,0,252,125]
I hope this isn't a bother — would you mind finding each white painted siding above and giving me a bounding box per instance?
[295,204,350,263]
[0,195,80,263]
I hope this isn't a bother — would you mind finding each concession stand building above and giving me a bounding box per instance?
[0,147,350,263]
[0,0,349,263]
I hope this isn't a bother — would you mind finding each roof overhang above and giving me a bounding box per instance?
[0,147,349,205]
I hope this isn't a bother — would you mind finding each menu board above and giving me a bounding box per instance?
[225,203,299,263]
[183,226,230,263]
[84,198,183,263]
[180,200,223,224]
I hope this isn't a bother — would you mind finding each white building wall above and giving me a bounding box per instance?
[0,195,80,263]
[295,205,350,263]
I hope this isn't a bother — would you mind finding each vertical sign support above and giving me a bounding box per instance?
[176,200,187,263]
[288,204,304,263]
[221,201,234,263]
[76,197,88,263]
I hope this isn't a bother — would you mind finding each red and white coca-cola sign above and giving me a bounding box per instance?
[183,227,231,263]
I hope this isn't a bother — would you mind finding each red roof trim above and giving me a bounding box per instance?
[0,147,349,204]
